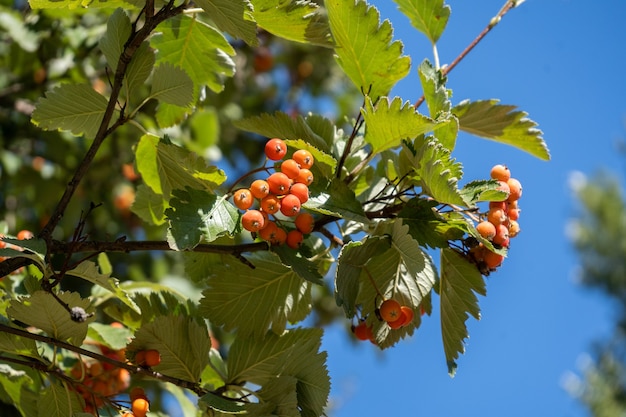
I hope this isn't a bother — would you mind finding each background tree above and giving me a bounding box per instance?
[0,1,547,416]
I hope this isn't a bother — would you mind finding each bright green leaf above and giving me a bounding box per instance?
[439,248,487,376]
[149,63,194,107]
[86,322,132,351]
[0,364,32,415]
[98,8,131,73]
[199,252,312,338]
[28,0,135,9]
[195,0,258,46]
[7,291,94,346]
[460,179,509,206]
[31,84,109,139]
[453,99,550,160]
[131,184,168,226]
[155,102,192,129]
[165,188,240,250]
[362,96,438,154]
[394,0,450,44]
[327,0,411,99]
[251,0,332,47]
[418,59,457,149]
[127,315,210,382]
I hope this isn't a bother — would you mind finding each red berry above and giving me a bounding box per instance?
[260,194,281,214]
[294,212,315,234]
[289,182,309,204]
[267,172,292,195]
[233,188,253,210]
[279,159,301,180]
[241,210,265,232]
[353,321,374,341]
[507,178,522,201]
[493,224,510,247]
[379,299,402,323]
[250,179,270,199]
[292,149,314,169]
[265,138,287,161]
[295,168,314,186]
[280,194,301,217]
[286,229,304,249]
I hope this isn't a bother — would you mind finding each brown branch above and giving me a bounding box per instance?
[49,239,269,255]
[415,0,520,109]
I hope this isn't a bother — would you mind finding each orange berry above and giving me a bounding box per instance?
[400,306,414,325]
[490,164,511,182]
[250,179,270,199]
[353,321,374,341]
[289,182,309,204]
[379,299,402,323]
[130,387,147,401]
[265,138,287,161]
[487,208,507,226]
[489,201,507,211]
[295,168,314,186]
[507,178,523,201]
[286,229,304,249]
[294,212,315,234]
[292,149,314,169]
[483,249,504,269]
[280,159,301,180]
[267,172,292,195]
[508,208,521,221]
[493,224,510,247]
[233,188,254,210]
[135,350,146,365]
[16,230,34,240]
[143,349,161,367]
[121,413,134,417]
[131,397,150,417]
[280,194,301,217]
[270,227,287,245]
[260,194,281,214]
[241,210,265,232]
[258,221,279,241]
[509,220,521,237]
[476,221,496,240]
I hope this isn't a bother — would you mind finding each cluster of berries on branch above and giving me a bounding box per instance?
[352,298,415,344]
[233,138,316,249]
[470,164,523,274]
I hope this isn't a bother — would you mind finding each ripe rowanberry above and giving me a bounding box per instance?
[476,221,496,240]
[131,397,150,417]
[280,194,301,217]
[259,221,278,242]
[490,164,511,182]
[261,195,281,214]
[508,208,521,221]
[241,210,265,232]
[353,321,374,341]
[489,201,507,211]
[143,349,161,367]
[270,226,287,245]
[267,172,292,195]
[507,178,523,201]
[378,299,402,323]
[289,182,309,204]
[130,387,147,401]
[280,159,301,180]
[250,179,270,199]
[292,149,314,169]
[487,208,507,226]
[295,168,314,186]
[388,306,414,329]
[496,180,510,196]
[265,138,287,161]
[233,188,253,210]
[17,230,34,240]
[483,249,504,269]
[509,220,521,237]
[286,229,304,249]
[294,212,315,234]
[493,224,510,247]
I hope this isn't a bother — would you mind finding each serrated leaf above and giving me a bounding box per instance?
[66,261,140,313]
[149,63,194,107]
[418,59,457,148]
[327,0,411,99]
[166,188,240,250]
[0,326,40,359]
[125,41,156,97]
[135,134,227,198]
[245,376,299,417]
[394,0,450,44]
[200,391,246,414]
[453,99,550,160]
[199,252,312,338]
[307,178,368,223]
[196,0,258,46]
[155,102,192,129]
[362,96,438,154]
[271,245,324,285]
[402,137,465,206]
[31,84,108,139]
[87,322,132,351]
[38,382,83,417]
[127,315,210,382]
[151,15,235,93]
[8,291,94,346]
[439,248,487,376]
[251,0,332,47]
[460,179,509,206]
[398,198,463,248]
[228,328,329,417]
[131,184,168,225]
[99,8,131,73]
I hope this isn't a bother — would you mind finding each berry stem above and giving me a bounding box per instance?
[227,165,271,194]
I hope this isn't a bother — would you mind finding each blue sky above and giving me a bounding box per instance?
[321,1,626,417]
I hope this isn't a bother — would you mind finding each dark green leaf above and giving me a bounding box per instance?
[272,245,324,285]
[307,178,369,223]
[150,63,194,107]
[200,391,246,414]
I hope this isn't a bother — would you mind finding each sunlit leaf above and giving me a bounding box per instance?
[394,0,450,44]
[195,0,258,46]
[307,178,368,223]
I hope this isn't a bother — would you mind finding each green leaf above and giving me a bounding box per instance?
[362,96,438,154]
[453,99,550,160]
[460,179,509,206]
[156,102,192,129]
[394,0,450,44]
[131,184,168,225]
[87,322,132,351]
[199,252,312,338]
[7,291,94,346]
[0,326,40,359]
[65,261,140,313]
[28,0,136,9]
[271,245,324,285]
[149,63,194,107]
[135,134,227,198]
[251,0,332,47]
[439,248,487,376]
[165,188,240,250]
[99,8,131,73]
[228,328,329,417]
[151,15,235,93]
[0,364,33,416]
[399,198,464,248]
[38,382,83,417]
[0,9,41,52]
[401,137,465,206]
[245,376,299,417]
[200,391,246,414]
[327,0,411,99]
[195,0,258,46]
[307,178,368,223]
[125,41,156,98]
[127,315,210,382]
[31,84,109,139]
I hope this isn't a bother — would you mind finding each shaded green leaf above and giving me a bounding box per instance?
[0,326,40,359]
[0,364,32,416]
[150,63,194,107]
[362,96,438,154]
[125,41,156,98]
[127,315,210,382]
[0,9,41,52]
[327,0,411,99]
[439,248,486,376]
[271,245,324,285]
[131,184,168,226]
[38,382,83,417]
[453,99,550,160]
[394,0,450,44]
[245,376,299,417]
[200,391,246,414]
[199,252,312,338]
[99,8,131,73]
[399,198,464,248]
[196,0,258,46]
[31,84,108,139]
[307,178,368,223]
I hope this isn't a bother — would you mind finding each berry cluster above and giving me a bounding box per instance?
[351,298,415,343]
[121,387,150,417]
[471,164,523,273]
[134,349,161,367]
[0,229,34,273]
[233,138,316,249]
